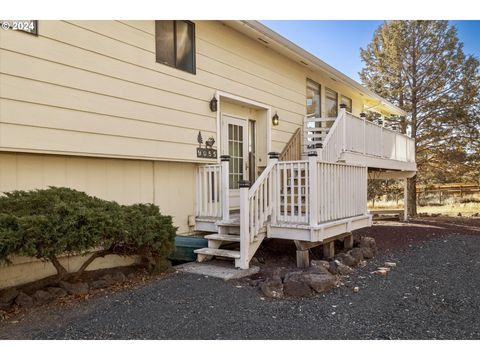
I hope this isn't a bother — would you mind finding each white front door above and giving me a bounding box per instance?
[222,114,249,209]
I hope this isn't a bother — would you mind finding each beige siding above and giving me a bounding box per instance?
[0,20,372,161]
[0,152,195,233]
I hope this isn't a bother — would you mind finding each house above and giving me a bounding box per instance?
[0,20,416,273]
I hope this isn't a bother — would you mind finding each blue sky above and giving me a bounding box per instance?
[261,20,480,82]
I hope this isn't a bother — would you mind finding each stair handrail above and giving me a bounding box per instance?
[279,127,302,161]
[318,109,346,162]
[238,152,279,269]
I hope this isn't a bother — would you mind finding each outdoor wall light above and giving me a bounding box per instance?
[209,96,218,112]
[272,112,279,126]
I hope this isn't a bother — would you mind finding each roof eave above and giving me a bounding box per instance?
[234,20,407,117]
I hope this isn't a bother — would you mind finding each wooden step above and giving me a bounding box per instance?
[204,233,240,242]
[194,248,240,259]
[216,220,240,227]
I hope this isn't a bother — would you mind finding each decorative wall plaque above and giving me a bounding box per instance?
[196,131,217,159]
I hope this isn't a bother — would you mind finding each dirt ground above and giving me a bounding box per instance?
[247,216,480,281]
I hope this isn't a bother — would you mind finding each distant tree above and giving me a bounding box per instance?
[360,21,480,216]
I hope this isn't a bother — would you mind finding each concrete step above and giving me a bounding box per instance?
[204,233,240,242]
[194,248,241,259]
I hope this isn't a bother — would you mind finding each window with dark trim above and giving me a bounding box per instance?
[341,95,352,113]
[306,79,321,117]
[326,87,338,118]
[155,20,195,74]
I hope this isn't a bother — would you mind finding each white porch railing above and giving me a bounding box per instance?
[305,109,416,164]
[195,164,222,218]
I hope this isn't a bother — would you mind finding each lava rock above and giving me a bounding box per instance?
[361,246,375,259]
[349,248,364,262]
[283,272,313,297]
[14,292,34,308]
[303,272,337,293]
[311,260,330,271]
[0,288,19,306]
[336,253,358,267]
[90,279,111,290]
[336,262,353,275]
[47,287,68,298]
[59,281,89,295]
[33,290,55,304]
[111,271,126,283]
[260,278,284,299]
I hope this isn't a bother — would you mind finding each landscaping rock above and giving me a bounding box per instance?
[328,260,338,275]
[14,292,34,308]
[349,248,364,263]
[60,281,89,295]
[0,288,19,305]
[260,278,284,299]
[373,268,388,276]
[353,286,360,293]
[90,279,111,290]
[47,287,68,298]
[336,262,353,275]
[283,272,313,297]
[311,260,330,271]
[361,246,375,259]
[336,252,358,267]
[111,271,126,283]
[385,262,397,268]
[0,302,11,311]
[358,236,376,249]
[303,272,337,293]
[127,273,136,280]
[33,290,55,304]
[100,274,115,285]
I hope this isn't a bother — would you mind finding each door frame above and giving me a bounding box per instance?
[221,113,249,209]
[214,90,272,164]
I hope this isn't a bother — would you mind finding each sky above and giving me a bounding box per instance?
[261,20,480,83]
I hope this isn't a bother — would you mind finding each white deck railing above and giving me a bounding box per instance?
[343,112,415,162]
[305,109,416,164]
[275,160,310,224]
[315,161,367,223]
[195,164,222,218]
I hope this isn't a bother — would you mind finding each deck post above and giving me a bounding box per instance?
[308,151,318,227]
[220,155,230,222]
[344,233,354,250]
[403,177,408,222]
[238,179,250,269]
[340,105,347,151]
[268,152,279,225]
[323,241,335,260]
[360,112,366,155]
[296,250,310,268]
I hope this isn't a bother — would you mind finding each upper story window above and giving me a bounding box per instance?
[306,79,321,117]
[326,87,338,118]
[155,20,195,74]
[341,95,352,113]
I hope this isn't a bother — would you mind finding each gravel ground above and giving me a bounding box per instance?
[0,233,479,339]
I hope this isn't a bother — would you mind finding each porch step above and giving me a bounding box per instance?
[204,233,240,242]
[194,248,241,259]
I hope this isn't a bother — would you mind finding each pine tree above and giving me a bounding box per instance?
[360,21,480,216]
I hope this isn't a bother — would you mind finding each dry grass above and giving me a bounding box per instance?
[369,193,480,217]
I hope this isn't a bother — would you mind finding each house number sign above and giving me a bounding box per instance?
[196,131,217,159]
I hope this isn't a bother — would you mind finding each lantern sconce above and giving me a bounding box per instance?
[209,96,218,112]
[272,112,279,126]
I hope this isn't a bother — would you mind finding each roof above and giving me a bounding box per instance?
[224,20,407,117]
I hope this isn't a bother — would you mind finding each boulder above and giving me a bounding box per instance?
[47,287,68,298]
[283,272,313,297]
[260,278,284,299]
[303,272,337,293]
[336,252,358,267]
[336,262,353,275]
[311,260,330,271]
[59,281,89,295]
[15,292,34,308]
[0,288,19,305]
[33,290,54,304]
[111,271,126,283]
[90,279,111,290]
[349,248,364,263]
[328,260,338,275]
[361,246,375,259]
[359,236,376,249]
[0,302,11,311]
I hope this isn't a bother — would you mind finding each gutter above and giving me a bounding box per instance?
[239,20,407,117]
